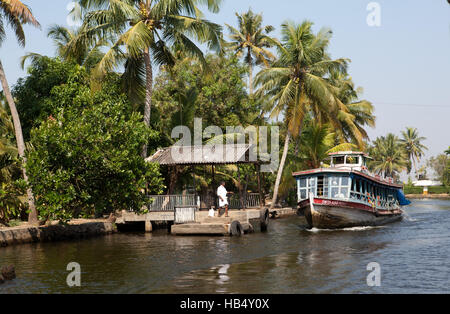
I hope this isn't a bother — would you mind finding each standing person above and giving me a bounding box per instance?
[217,181,229,217]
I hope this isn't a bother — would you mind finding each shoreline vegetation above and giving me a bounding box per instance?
[405,194,450,200]
[0,2,449,231]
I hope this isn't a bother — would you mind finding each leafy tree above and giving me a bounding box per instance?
[428,153,450,186]
[255,20,351,208]
[75,0,223,158]
[26,71,164,222]
[0,96,26,224]
[14,57,82,140]
[400,127,427,176]
[153,53,260,132]
[226,9,277,96]
[0,0,40,224]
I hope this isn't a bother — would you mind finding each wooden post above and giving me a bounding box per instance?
[145,220,153,233]
[237,164,244,210]
[192,165,196,197]
[256,163,264,207]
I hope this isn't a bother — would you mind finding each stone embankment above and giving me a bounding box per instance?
[0,219,116,247]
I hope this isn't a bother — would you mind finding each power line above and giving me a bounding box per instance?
[372,102,449,108]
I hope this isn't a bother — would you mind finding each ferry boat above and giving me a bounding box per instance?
[293,151,410,229]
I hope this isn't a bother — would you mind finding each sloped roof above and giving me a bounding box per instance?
[146,144,256,166]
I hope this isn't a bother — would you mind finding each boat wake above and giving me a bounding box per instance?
[401,212,418,222]
[305,225,385,233]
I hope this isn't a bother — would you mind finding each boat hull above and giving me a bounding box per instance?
[298,198,403,229]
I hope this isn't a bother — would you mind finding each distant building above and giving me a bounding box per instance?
[412,180,442,195]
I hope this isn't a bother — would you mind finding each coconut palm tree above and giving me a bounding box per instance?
[226,9,278,96]
[0,0,40,224]
[21,24,107,72]
[255,20,350,208]
[368,134,408,179]
[400,127,427,176]
[327,72,375,148]
[75,0,223,158]
[277,122,357,202]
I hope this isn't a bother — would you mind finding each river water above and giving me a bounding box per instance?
[1,199,449,294]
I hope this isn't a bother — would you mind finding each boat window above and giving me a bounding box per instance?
[341,177,349,186]
[300,189,307,200]
[330,176,339,186]
[317,176,325,197]
[308,177,316,197]
[331,187,340,198]
[333,156,345,165]
[300,178,307,188]
[298,176,317,201]
[328,175,351,199]
[346,156,359,165]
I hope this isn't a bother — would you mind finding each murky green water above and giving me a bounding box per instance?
[1,199,449,293]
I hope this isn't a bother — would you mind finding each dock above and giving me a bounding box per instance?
[116,208,269,236]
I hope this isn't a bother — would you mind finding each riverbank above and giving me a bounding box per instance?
[406,194,450,199]
[0,219,116,247]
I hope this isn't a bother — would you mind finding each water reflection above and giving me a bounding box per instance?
[1,200,450,293]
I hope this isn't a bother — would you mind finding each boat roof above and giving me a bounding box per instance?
[292,168,403,188]
[328,151,372,159]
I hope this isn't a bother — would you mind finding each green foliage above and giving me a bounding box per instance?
[0,99,26,224]
[226,9,277,94]
[153,53,260,133]
[368,134,408,179]
[428,153,450,186]
[403,185,450,195]
[13,57,86,140]
[26,72,164,222]
[0,180,26,224]
[77,0,223,100]
[400,127,427,175]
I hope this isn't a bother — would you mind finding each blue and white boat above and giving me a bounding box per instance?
[293,152,410,229]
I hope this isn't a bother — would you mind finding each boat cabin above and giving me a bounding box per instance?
[293,152,405,210]
[329,151,371,172]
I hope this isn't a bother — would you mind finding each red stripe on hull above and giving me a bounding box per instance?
[297,198,403,229]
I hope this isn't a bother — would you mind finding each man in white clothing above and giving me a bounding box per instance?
[217,181,229,217]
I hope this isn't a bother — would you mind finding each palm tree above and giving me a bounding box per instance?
[255,20,350,208]
[226,9,277,96]
[299,123,357,169]
[400,127,427,176]
[327,72,375,148]
[75,0,223,158]
[278,122,356,202]
[445,147,450,155]
[21,24,107,72]
[368,134,408,178]
[0,0,40,224]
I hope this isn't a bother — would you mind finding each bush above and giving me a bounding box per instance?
[403,185,450,195]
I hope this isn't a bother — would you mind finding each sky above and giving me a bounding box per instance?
[0,0,449,175]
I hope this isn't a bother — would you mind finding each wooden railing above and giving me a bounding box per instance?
[148,193,262,211]
[147,195,198,212]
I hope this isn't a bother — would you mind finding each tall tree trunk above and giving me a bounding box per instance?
[249,62,253,97]
[0,60,38,225]
[270,131,291,209]
[412,155,418,178]
[142,49,153,158]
